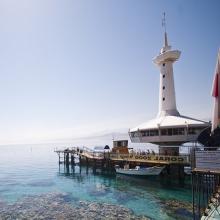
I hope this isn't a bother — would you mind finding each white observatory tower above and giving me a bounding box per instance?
[129,14,210,155]
[153,30,181,117]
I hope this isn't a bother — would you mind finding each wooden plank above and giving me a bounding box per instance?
[55,148,190,165]
[193,168,220,174]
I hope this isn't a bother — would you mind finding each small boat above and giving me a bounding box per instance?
[115,165,164,176]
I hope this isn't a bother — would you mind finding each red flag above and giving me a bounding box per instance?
[212,49,220,132]
[212,73,218,97]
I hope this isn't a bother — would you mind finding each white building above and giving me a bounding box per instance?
[129,31,210,150]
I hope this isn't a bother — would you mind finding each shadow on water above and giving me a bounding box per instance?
[57,164,193,220]
[26,179,55,187]
[113,172,191,192]
[58,164,192,201]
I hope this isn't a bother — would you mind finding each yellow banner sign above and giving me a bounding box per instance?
[110,153,189,164]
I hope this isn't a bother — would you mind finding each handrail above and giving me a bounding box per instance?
[55,146,191,164]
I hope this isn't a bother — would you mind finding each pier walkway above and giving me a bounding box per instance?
[55,146,190,165]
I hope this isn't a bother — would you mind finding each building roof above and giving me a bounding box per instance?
[130,115,210,132]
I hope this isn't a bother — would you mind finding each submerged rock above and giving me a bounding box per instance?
[26,179,55,187]
[164,199,192,211]
[0,192,149,220]
[162,199,193,220]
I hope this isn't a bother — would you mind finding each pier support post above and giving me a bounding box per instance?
[65,163,70,174]
[58,153,61,164]
[178,165,185,185]
[66,152,69,166]
[71,154,75,166]
[93,159,97,174]
[79,155,82,165]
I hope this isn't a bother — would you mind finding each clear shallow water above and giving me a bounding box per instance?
[0,144,192,220]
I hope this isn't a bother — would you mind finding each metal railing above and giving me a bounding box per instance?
[192,147,220,219]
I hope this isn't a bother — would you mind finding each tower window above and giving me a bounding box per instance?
[163,63,165,66]
[163,86,165,90]
[163,97,165,101]
[163,75,165,78]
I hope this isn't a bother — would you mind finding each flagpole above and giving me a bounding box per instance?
[211,49,220,133]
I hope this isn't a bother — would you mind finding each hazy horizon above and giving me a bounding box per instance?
[0,0,219,145]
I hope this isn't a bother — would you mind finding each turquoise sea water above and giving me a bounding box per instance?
[0,144,192,219]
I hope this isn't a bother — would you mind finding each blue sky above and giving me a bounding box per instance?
[0,0,219,144]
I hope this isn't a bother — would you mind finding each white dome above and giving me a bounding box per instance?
[130,115,209,132]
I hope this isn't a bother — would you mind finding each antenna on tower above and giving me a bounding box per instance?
[162,12,166,32]
[162,12,168,47]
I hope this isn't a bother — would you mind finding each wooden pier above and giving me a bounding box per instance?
[55,147,190,164]
[55,145,190,181]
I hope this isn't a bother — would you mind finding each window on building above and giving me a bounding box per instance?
[141,130,158,137]
[173,129,178,135]
[168,128,172,136]
[163,63,165,66]
[141,131,148,137]
[163,75,165,78]
[163,97,165,101]
[145,130,149,136]
[161,129,167,136]
[174,128,185,135]
[163,86,165,90]
[149,130,159,136]
[161,128,185,136]
[188,127,203,135]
